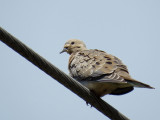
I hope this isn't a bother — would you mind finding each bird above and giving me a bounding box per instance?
[60,39,154,97]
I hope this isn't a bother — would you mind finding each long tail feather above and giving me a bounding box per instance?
[125,79,154,89]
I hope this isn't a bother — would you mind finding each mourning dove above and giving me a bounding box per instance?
[60,39,154,97]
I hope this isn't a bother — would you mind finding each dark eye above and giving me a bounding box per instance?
[71,42,75,45]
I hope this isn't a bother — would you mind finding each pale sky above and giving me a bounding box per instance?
[0,0,159,120]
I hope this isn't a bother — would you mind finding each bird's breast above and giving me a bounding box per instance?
[81,81,118,97]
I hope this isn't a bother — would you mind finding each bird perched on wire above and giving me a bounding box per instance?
[60,39,154,97]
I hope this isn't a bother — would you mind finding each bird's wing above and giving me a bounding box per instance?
[68,49,128,83]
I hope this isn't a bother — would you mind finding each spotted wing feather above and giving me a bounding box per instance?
[68,49,127,83]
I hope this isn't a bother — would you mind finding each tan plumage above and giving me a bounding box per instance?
[60,39,154,97]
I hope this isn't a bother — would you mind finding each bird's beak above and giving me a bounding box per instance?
[60,48,67,54]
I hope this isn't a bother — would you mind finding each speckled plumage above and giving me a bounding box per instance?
[61,39,154,97]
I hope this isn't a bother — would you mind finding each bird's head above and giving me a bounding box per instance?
[60,39,87,54]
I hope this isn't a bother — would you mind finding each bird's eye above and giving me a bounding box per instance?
[71,42,75,45]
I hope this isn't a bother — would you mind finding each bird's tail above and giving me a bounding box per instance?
[125,78,154,89]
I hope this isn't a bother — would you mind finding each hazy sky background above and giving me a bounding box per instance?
[0,0,159,120]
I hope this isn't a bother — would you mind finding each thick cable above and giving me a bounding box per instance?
[0,27,130,120]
